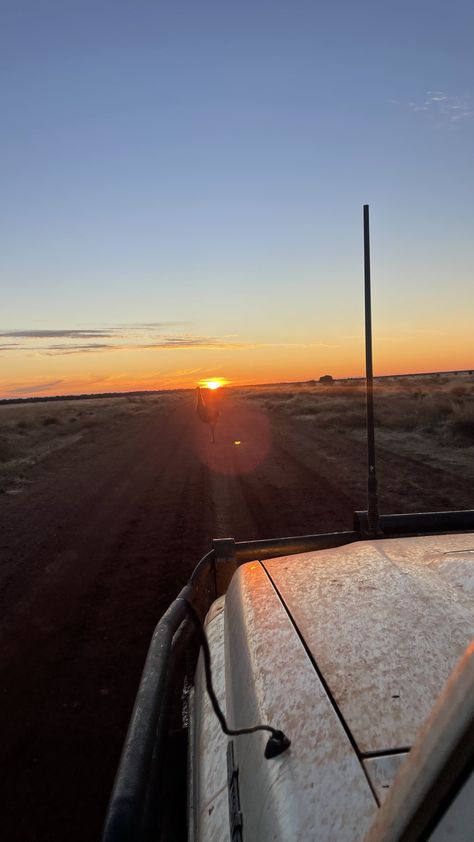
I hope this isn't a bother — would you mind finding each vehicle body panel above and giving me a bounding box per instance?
[190,596,229,842]
[265,534,474,753]
[193,562,377,841]
[191,535,474,841]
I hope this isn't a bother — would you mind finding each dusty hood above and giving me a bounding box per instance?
[192,532,474,842]
[264,533,474,753]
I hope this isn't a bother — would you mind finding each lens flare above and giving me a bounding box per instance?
[195,403,270,476]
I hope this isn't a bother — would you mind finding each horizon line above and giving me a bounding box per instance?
[1,368,471,405]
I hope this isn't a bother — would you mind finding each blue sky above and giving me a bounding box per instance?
[1,1,473,394]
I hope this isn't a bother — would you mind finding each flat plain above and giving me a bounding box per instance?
[0,374,473,841]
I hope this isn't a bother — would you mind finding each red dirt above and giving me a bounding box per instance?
[0,392,472,841]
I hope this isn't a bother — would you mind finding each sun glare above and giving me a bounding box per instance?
[198,377,229,390]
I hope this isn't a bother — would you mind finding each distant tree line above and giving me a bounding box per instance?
[0,389,183,406]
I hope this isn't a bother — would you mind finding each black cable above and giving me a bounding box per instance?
[178,597,291,759]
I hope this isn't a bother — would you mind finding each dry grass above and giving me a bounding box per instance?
[237,372,474,449]
[235,373,474,512]
[2,375,473,497]
[0,394,167,493]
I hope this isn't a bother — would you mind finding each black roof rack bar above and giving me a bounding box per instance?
[231,509,474,564]
[354,509,474,535]
[234,530,358,563]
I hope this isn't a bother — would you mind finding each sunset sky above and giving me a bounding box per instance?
[1,1,473,398]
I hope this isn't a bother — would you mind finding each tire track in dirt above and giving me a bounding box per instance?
[231,409,359,539]
[18,444,214,842]
[0,397,217,842]
[375,440,474,513]
[195,396,358,542]
[265,408,474,519]
[0,408,173,619]
[1,405,189,642]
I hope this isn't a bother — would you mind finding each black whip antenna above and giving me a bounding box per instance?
[363,204,381,535]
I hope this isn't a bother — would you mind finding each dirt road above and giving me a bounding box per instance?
[0,391,472,841]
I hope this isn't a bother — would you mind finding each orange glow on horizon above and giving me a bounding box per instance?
[1,329,473,399]
[198,377,229,390]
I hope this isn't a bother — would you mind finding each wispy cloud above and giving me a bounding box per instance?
[0,329,116,339]
[121,322,191,329]
[35,335,248,355]
[8,379,66,395]
[0,371,166,397]
[0,323,188,341]
[142,336,247,351]
[42,343,117,355]
[168,366,204,379]
[0,324,208,356]
[0,325,338,357]
[393,91,473,126]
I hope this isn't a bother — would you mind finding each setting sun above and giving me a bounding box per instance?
[198,377,229,390]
